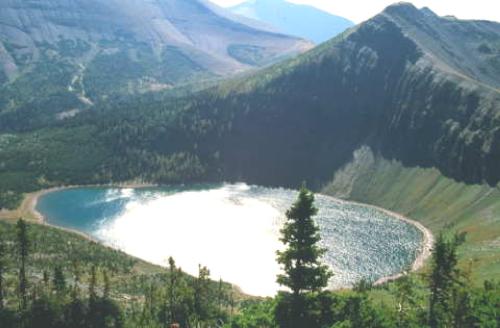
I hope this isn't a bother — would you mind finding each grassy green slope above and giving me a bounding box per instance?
[323,146,500,282]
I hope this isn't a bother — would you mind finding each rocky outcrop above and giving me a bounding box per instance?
[203,3,500,187]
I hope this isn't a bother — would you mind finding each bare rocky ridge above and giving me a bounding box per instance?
[382,3,500,90]
[0,0,310,78]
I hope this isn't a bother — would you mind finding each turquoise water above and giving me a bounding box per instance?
[37,183,423,296]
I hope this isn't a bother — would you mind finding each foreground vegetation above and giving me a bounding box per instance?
[0,188,498,327]
[0,220,239,327]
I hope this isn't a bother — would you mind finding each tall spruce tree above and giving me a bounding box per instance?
[88,265,98,328]
[89,265,97,302]
[53,265,66,295]
[16,219,29,312]
[103,269,110,300]
[167,256,178,325]
[193,265,212,325]
[275,187,332,328]
[276,186,332,295]
[393,272,422,327]
[428,233,460,328]
[0,239,5,310]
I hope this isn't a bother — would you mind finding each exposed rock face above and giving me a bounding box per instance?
[0,0,311,122]
[192,3,500,187]
[370,4,500,185]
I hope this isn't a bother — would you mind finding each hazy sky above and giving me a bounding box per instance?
[211,0,500,24]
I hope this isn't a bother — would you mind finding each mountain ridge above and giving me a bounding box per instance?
[381,2,500,90]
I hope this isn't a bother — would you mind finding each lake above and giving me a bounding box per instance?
[36,183,423,296]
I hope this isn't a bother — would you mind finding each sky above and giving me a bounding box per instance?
[210,0,500,24]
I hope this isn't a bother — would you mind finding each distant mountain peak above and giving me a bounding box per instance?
[381,2,423,20]
[384,1,419,11]
[229,0,354,44]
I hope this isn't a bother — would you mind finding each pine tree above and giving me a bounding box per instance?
[66,263,87,328]
[53,265,66,295]
[193,265,212,325]
[217,278,224,313]
[167,257,178,325]
[393,272,422,327]
[43,270,50,291]
[103,269,110,300]
[428,233,461,328]
[275,187,332,328]
[88,265,98,328]
[276,186,332,295]
[71,261,82,301]
[0,239,5,310]
[16,219,29,312]
[89,265,97,302]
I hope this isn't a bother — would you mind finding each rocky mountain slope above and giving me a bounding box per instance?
[0,0,311,130]
[229,0,354,43]
[180,3,499,188]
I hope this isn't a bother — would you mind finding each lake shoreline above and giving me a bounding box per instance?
[1,183,168,272]
[29,182,157,223]
[17,184,433,291]
[0,183,157,242]
[327,197,434,285]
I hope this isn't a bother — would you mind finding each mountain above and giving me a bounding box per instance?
[229,0,354,43]
[0,0,311,129]
[1,3,500,279]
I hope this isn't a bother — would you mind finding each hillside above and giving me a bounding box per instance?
[0,0,311,131]
[1,2,500,280]
[0,219,246,327]
[229,0,354,43]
